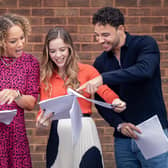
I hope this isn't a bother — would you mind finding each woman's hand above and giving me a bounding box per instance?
[112,98,126,113]
[36,110,53,128]
[0,89,19,105]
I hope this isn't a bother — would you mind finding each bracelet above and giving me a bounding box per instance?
[15,90,22,100]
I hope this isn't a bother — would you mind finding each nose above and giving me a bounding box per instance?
[17,39,24,48]
[55,51,62,57]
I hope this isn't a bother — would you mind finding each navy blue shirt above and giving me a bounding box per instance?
[94,33,168,138]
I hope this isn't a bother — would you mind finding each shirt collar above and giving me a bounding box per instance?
[123,32,132,48]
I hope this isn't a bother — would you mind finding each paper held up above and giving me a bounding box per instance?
[0,109,17,125]
[39,90,82,145]
[134,115,168,159]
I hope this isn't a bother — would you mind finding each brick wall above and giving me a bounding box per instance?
[0,0,168,167]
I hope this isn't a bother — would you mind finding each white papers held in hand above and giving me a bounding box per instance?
[39,93,82,145]
[0,109,17,125]
[134,115,168,159]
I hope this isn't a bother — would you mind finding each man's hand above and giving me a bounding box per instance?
[112,98,126,113]
[118,122,141,139]
[77,75,103,94]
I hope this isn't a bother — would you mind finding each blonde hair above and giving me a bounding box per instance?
[0,13,31,56]
[41,27,80,97]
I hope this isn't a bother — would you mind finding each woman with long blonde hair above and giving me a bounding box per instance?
[36,27,126,168]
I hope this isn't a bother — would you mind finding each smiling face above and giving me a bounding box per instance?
[94,23,123,52]
[49,38,69,72]
[3,25,25,58]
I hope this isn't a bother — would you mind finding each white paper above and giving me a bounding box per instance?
[39,95,73,117]
[67,88,117,109]
[69,96,82,146]
[39,93,82,145]
[0,109,17,125]
[135,115,168,159]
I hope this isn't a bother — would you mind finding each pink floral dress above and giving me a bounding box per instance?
[0,52,40,168]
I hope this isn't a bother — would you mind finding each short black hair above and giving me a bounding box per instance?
[92,7,124,28]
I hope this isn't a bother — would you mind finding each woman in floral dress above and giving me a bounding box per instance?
[0,13,40,167]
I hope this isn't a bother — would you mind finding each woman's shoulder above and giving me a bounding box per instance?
[78,62,95,71]
[21,52,39,64]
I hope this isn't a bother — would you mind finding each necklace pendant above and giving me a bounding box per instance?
[0,57,17,67]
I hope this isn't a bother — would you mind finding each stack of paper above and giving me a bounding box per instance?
[0,109,17,125]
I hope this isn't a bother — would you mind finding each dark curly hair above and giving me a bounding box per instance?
[92,7,124,28]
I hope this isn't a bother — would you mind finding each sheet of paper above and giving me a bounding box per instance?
[39,95,73,117]
[39,94,82,145]
[135,115,168,159]
[69,96,82,146]
[67,88,115,109]
[0,109,17,125]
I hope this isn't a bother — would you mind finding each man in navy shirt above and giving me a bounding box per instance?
[78,7,168,168]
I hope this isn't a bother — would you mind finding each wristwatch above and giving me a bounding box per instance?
[15,90,22,100]
[117,123,124,132]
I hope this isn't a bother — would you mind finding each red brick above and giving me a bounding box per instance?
[0,0,17,7]
[35,128,50,136]
[67,0,89,7]
[128,8,151,16]
[125,17,139,24]
[29,17,43,25]
[44,17,66,25]
[91,0,114,7]
[35,145,46,152]
[80,8,98,16]
[68,17,91,25]
[140,17,163,24]
[63,26,78,33]
[54,8,79,16]
[32,9,54,16]
[81,43,102,51]
[25,112,36,120]
[31,153,43,161]
[152,26,168,33]
[32,162,46,168]
[139,0,161,7]
[160,52,168,59]
[152,9,168,16]
[19,0,41,7]
[126,25,152,33]
[33,44,44,52]
[164,0,168,6]
[31,26,54,34]
[78,52,92,60]
[71,34,92,42]
[8,9,30,16]
[0,9,7,15]
[43,0,65,7]
[79,25,94,33]
[150,34,164,42]
[116,0,138,7]
[28,35,43,43]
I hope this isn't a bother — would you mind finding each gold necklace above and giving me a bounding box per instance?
[0,57,17,67]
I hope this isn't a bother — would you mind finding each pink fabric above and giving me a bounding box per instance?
[0,52,40,168]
